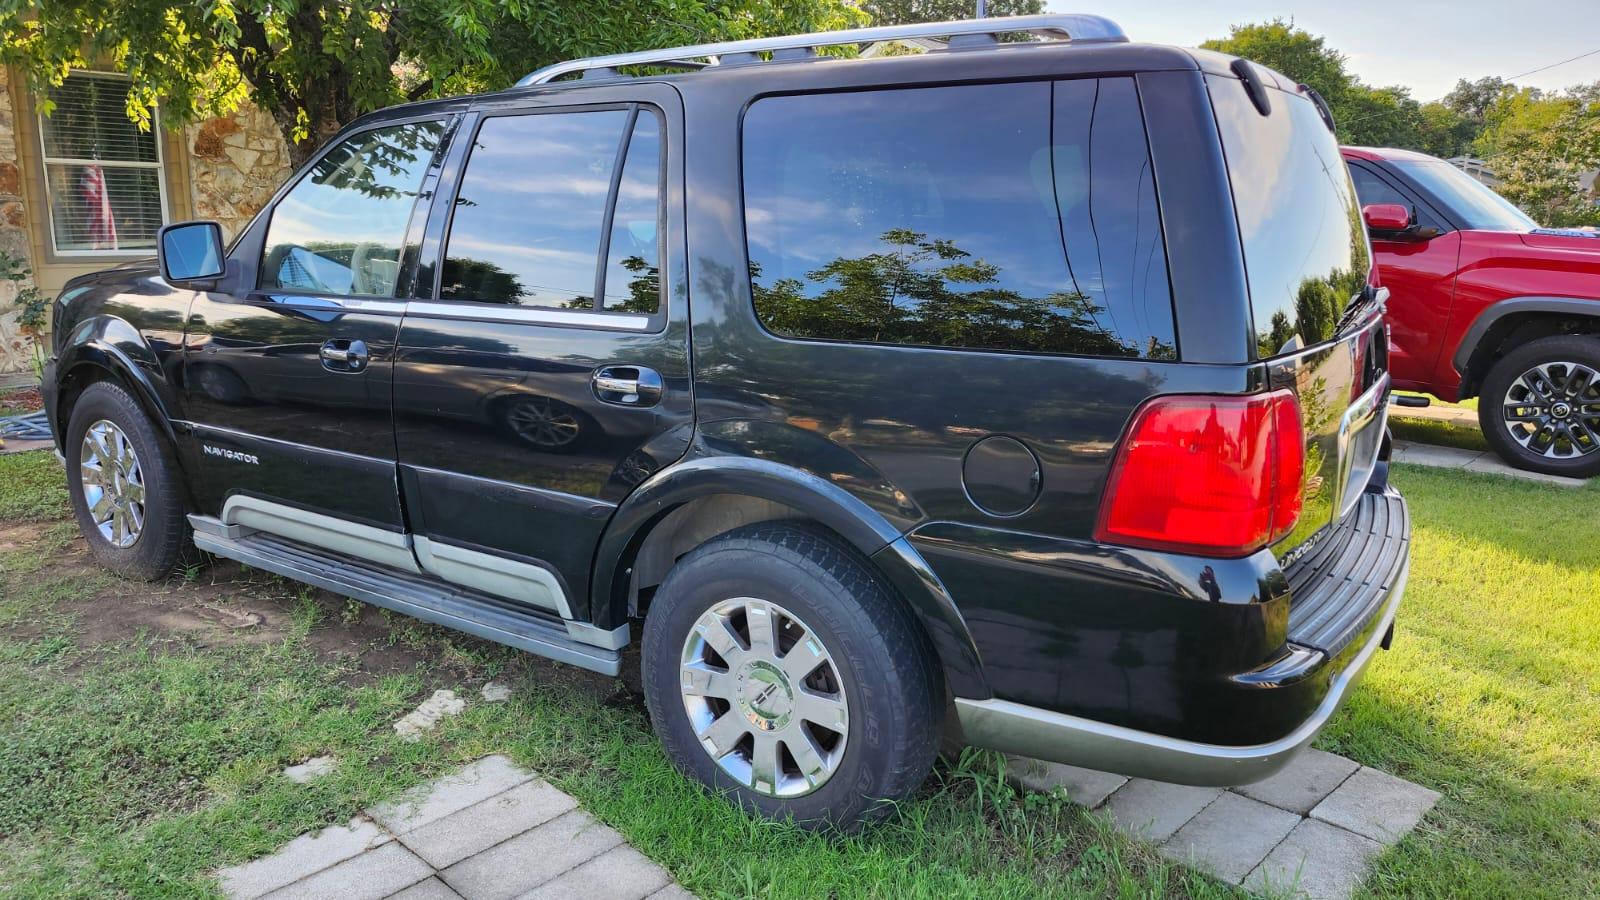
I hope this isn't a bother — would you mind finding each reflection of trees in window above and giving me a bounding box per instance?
[753,229,1174,359]
[441,257,527,303]
[608,256,660,314]
[308,122,444,200]
[1256,264,1370,358]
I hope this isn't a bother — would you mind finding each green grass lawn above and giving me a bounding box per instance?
[0,450,1595,897]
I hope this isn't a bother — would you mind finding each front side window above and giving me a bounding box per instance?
[39,72,166,255]
[742,79,1175,359]
[440,108,664,316]
[260,121,445,297]
[1389,157,1536,232]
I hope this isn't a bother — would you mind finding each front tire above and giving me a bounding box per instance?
[642,522,941,830]
[1478,335,1600,479]
[65,381,191,579]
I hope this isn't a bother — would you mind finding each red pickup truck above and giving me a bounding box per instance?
[1343,146,1600,477]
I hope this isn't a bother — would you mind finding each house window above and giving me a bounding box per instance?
[38,72,168,256]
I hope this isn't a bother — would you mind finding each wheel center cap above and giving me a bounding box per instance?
[1552,401,1572,419]
[735,660,794,731]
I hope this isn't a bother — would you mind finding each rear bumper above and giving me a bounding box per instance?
[955,554,1407,785]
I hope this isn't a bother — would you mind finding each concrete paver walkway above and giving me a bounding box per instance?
[1391,439,1587,486]
[1010,749,1440,900]
[218,756,694,900]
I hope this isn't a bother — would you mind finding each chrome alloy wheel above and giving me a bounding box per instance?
[679,597,849,798]
[79,419,146,548]
[1501,361,1600,459]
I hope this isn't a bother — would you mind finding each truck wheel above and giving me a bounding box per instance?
[1479,335,1600,478]
[65,381,191,579]
[642,522,940,830]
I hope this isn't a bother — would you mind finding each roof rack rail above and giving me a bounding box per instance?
[515,14,1128,86]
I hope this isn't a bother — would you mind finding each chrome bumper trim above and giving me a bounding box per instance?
[956,557,1408,786]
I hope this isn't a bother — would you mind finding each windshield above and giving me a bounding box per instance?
[1208,78,1372,358]
[1391,158,1537,232]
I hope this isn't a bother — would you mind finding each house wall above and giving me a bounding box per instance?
[186,106,291,242]
[0,65,38,376]
[0,66,291,375]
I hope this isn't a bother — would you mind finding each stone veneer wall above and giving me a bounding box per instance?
[0,66,39,376]
[186,105,292,242]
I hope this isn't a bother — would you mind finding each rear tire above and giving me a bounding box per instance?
[642,522,941,830]
[65,381,191,580]
[1478,335,1600,479]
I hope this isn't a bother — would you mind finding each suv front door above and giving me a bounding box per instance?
[392,86,689,630]
[183,117,452,564]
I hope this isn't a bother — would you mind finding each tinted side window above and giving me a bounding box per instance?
[743,79,1175,359]
[261,122,444,296]
[440,110,629,308]
[601,111,664,313]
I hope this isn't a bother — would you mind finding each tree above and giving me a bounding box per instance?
[1478,86,1600,227]
[1202,20,1443,150]
[0,0,866,169]
[862,0,1043,26]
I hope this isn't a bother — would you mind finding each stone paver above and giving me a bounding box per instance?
[394,689,467,741]
[218,818,391,899]
[221,756,695,900]
[1388,403,1476,427]
[389,878,464,900]
[1008,746,1442,898]
[399,779,578,868]
[371,755,534,834]
[1310,766,1441,845]
[1234,749,1360,815]
[1391,440,1586,486]
[440,809,625,900]
[283,755,337,783]
[1101,779,1222,842]
[1160,792,1300,885]
[1245,818,1384,900]
[1008,756,1127,807]
[516,845,673,900]
[481,682,513,702]
[0,437,52,455]
[262,841,432,900]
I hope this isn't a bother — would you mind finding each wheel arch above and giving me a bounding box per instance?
[1453,297,1600,398]
[53,317,181,449]
[591,455,990,699]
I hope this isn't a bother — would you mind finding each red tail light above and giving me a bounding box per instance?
[1095,391,1305,557]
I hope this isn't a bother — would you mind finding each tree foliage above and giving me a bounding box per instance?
[861,0,1043,27]
[1203,20,1600,227]
[0,0,865,168]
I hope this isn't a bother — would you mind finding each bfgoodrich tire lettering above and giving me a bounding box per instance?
[642,522,941,829]
[65,381,192,580]
[1479,335,1600,478]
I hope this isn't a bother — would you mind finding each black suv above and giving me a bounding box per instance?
[43,15,1409,828]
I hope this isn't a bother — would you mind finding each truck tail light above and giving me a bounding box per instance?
[1095,391,1305,557]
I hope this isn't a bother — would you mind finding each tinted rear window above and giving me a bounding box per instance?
[742,79,1175,359]
[1209,78,1371,358]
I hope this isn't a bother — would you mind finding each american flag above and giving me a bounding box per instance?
[79,163,119,250]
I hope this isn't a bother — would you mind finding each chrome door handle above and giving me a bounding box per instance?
[320,339,369,373]
[593,366,663,406]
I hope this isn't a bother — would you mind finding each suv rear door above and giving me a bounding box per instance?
[182,116,450,560]
[392,84,689,624]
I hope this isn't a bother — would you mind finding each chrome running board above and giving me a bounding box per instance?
[189,515,621,676]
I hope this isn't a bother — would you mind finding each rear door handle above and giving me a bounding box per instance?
[593,365,663,406]
[320,339,369,373]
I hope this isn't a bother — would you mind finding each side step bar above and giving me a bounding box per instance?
[189,515,621,676]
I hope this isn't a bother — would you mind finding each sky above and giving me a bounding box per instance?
[1045,1,1600,101]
